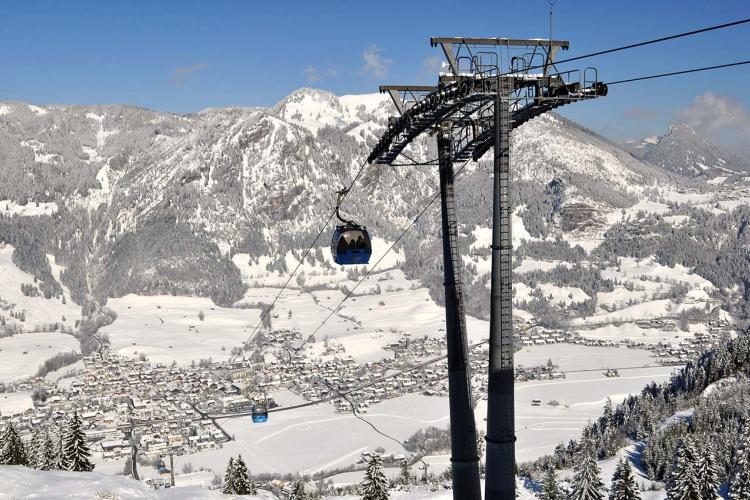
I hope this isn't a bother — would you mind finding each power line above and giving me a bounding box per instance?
[606,60,750,85]
[229,158,370,364]
[322,379,411,453]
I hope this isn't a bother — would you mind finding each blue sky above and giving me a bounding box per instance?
[1,0,748,150]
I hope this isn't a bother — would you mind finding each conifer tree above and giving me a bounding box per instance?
[29,426,46,469]
[696,446,721,499]
[666,437,700,500]
[0,423,28,466]
[568,445,605,500]
[538,466,564,500]
[730,431,750,499]
[62,411,94,471]
[55,431,65,470]
[288,479,308,499]
[399,458,413,486]
[360,453,389,500]
[222,457,236,494]
[609,459,641,500]
[233,455,252,495]
[39,431,57,470]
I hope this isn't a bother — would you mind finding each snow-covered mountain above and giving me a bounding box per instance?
[0,88,727,320]
[624,124,750,178]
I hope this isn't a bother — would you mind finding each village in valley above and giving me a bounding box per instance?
[0,309,733,486]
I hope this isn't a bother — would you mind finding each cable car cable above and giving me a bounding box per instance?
[294,157,476,354]
[229,157,372,364]
[605,59,750,85]
[500,17,750,76]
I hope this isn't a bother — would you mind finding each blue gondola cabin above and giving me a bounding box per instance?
[252,404,268,423]
[331,224,372,265]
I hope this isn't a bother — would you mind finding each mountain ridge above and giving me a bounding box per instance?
[624,123,749,178]
[0,88,722,320]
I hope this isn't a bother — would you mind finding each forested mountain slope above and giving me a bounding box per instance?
[0,90,746,330]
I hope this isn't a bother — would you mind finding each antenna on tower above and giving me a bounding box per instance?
[548,0,557,45]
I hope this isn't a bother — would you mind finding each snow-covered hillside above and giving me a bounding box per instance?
[0,465,247,499]
[0,89,677,311]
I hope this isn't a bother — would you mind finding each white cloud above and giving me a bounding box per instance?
[361,45,391,79]
[304,65,338,83]
[678,92,750,136]
[171,62,208,85]
[677,92,750,157]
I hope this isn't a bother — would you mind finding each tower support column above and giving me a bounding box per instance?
[485,80,516,500]
[437,126,482,500]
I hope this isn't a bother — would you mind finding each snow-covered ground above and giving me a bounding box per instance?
[0,199,59,216]
[513,258,573,274]
[0,391,34,416]
[0,332,79,383]
[100,262,487,366]
[98,294,262,366]
[0,465,544,500]
[0,244,81,331]
[561,256,720,329]
[148,345,672,478]
[0,465,248,499]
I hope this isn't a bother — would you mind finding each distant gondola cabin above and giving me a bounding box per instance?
[252,404,268,423]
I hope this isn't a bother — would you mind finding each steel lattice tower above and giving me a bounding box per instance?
[369,36,606,500]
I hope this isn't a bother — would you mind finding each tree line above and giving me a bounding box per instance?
[0,410,93,472]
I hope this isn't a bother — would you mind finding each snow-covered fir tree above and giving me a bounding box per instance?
[233,455,252,495]
[222,457,236,494]
[288,479,308,499]
[666,437,700,500]
[0,423,28,466]
[62,411,94,471]
[55,431,65,470]
[38,431,57,471]
[696,446,721,499]
[29,426,46,469]
[360,453,390,500]
[608,459,640,500]
[568,444,605,500]
[537,466,564,500]
[399,458,413,487]
[730,431,750,499]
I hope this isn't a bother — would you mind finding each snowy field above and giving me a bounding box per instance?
[0,391,34,416]
[503,366,672,463]
[0,465,545,500]
[0,331,79,383]
[0,465,237,499]
[168,394,450,476]
[514,344,659,371]
[0,244,81,330]
[156,345,673,477]
[99,264,489,365]
[0,199,58,217]
[98,294,262,366]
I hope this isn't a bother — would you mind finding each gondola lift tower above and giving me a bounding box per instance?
[368,36,606,499]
